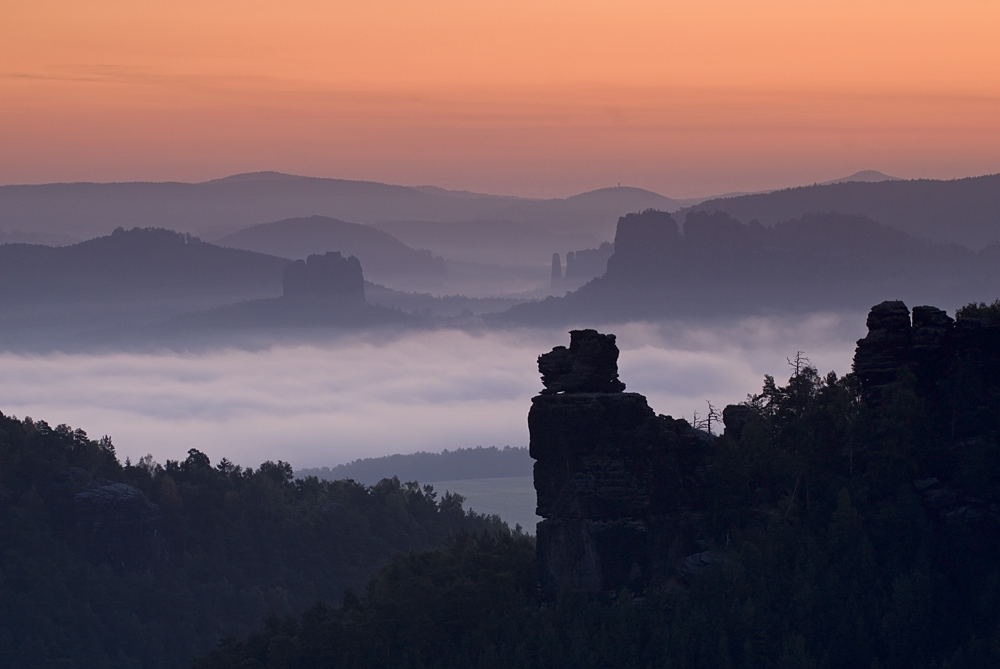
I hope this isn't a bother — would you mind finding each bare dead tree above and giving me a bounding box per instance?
[692,402,722,435]
[787,351,811,376]
[704,400,721,435]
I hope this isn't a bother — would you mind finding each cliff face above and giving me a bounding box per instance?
[854,301,1000,430]
[532,307,1000,596]
[282,251,365,304]
[564,242,614,286]
[501,207,1000,326]
[529,329,705,595]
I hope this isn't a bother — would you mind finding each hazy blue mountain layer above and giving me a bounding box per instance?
[215,215,445,288]
[500,209,1000,323]
[681,172,1000,250]
[0,226,288,306]
[0,173,681,243]
[298,446,532,485]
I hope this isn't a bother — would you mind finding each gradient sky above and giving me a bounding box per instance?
[3,0,999,197]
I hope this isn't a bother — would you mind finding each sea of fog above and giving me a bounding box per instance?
[0,313,867,470]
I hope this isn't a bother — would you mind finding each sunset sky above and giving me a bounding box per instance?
[3,0,999,197]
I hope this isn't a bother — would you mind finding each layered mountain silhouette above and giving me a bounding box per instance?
[0,227,287,306]
[214,215,445,288]
[0,227,297,349]
[500,209,1000,323]
[372,219,600,266]
[0,173,682,243]
[681,172,1000,250]
[178,251,412,330]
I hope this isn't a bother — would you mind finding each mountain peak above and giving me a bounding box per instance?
[821,170,902,185]
[201,171,308,184]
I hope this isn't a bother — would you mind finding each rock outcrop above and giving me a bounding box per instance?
[611,209,679,259]
[75,482,162,569]
[853,300,1000,446]
[853,301,1000,396]
[722,404,756,440]
[537,329,626,395]
[853,300,917,400]
[282,251,365,304]
[564,242,614,285]
[530,329,706,596]
[603,210,680,283]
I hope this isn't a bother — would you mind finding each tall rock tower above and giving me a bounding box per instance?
[529,329,705,596]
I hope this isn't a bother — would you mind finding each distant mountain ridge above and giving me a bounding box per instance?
[682,172,1000,250]
[820,170,901,185]
[0,226,287,305]
[500,209,1000,324]
[214,215,445,289]
[0,227,294,350]
[298,447,532,486]
[0,172,685,243]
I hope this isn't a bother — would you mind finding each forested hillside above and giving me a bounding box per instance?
[215,215,446,289]
[298,446,531,485]
[681,173,1000,250]
[0,226,287,306]
[0,415,509,668]
[199,301,1000,668]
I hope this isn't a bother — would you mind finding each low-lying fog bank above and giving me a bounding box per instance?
[0,312,866,470]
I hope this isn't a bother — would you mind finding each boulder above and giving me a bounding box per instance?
[75,483,162,569]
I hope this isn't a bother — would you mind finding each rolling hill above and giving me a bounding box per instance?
[0,227,287,306]
[214,215,445,288]
[0,173,685,244]
[681,172,1000,250]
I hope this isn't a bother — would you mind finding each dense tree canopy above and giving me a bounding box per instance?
[0,413,508,668]
[197,327,1000,668]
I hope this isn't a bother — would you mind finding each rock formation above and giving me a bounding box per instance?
[282,251,365,304]
[611,209,679,259]
[853,301,1000,400]
[721,403,755,440]
[532,307,1000,596]
[852,300,918,400]
[530,329,706,596]
[75,482,162,569]
[564,242,614,285]
[537,329,626,395]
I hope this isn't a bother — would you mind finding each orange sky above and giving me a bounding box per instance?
[2,0,999,197]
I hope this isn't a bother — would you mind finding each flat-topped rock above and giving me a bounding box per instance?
[537,329,626,395]
[282,251,365,303]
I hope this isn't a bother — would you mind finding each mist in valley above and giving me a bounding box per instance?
[0,313,864,470]
[3,162,999,669]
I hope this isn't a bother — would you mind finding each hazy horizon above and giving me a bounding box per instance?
[4,2,1000,198]
[0,166,937,202]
